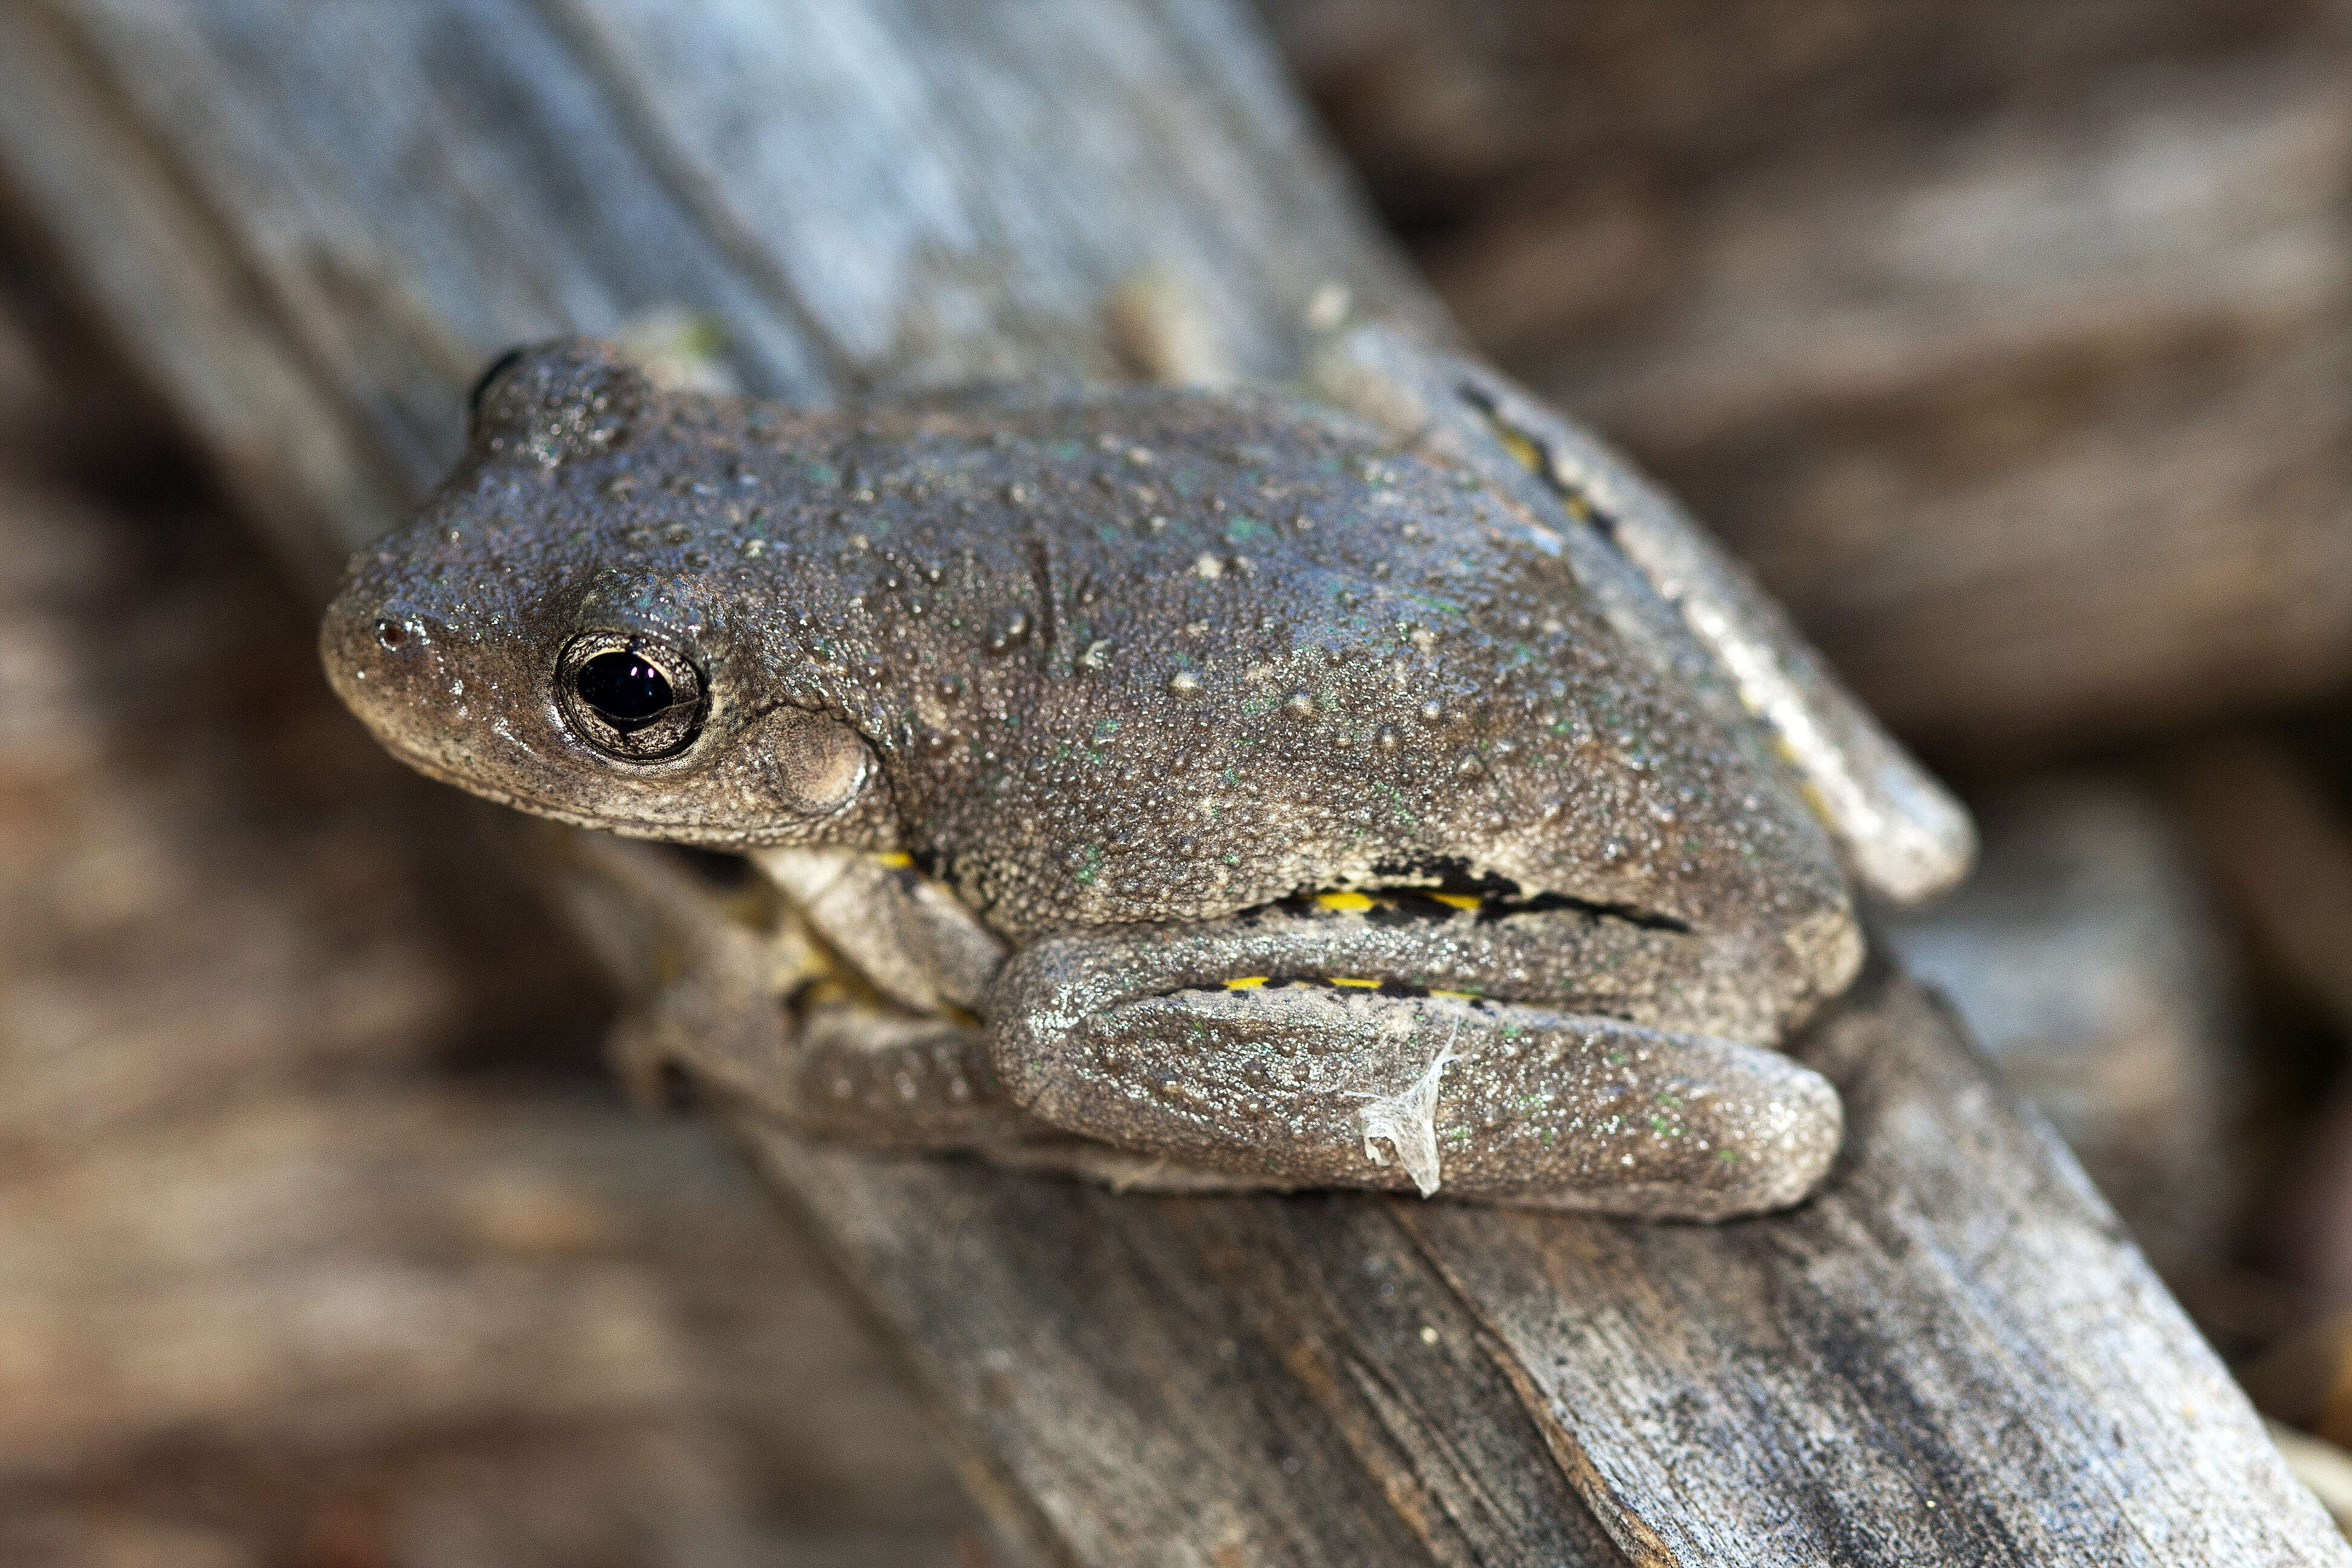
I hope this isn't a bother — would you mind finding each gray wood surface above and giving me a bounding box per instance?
[0,0,2338,1561]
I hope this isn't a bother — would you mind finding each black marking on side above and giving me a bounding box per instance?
[1455,381,1622,543]
[1182,975,1488,1003]
[1278,858,1694,936]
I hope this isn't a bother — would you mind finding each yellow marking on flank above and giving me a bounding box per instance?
[1494,422,1545,475]
[1316,890,1376,913]
[1793,774,1838,836]
[873,852,914,868]
[1329,976,1381,988]
[1225,976,1269,990]
[1431,892,1481,912]
[1429,988,1479,1002]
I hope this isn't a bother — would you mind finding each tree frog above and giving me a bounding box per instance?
[320,325,1971,1220]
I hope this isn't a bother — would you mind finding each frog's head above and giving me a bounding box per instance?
[319,341,880,848]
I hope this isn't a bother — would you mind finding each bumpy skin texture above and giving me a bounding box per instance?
[321,338,1919,1218]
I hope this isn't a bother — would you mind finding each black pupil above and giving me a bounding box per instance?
[576,650,674,732]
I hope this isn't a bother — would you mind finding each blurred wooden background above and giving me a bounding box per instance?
[0,0,2348,1562]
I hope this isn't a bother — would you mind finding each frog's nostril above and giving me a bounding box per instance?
[376,618,410,651]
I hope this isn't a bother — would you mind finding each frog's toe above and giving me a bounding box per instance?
[994,984,1841,1221]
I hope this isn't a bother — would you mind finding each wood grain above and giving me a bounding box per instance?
[0,0,2337,1561]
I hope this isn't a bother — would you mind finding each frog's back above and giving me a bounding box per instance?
[697,390,1843,948]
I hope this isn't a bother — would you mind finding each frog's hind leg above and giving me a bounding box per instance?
[990,926,1843,1221]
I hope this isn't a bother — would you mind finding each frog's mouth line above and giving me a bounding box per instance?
[381,745,821,847]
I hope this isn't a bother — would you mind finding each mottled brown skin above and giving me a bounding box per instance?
[323,341,1863,1217]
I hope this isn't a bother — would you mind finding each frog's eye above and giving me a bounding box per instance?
[555,631,707,762]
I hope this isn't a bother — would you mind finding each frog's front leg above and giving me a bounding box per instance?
[550,832,1042,1151]
[987,909,1843,1221]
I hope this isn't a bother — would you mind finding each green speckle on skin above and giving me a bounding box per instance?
[1094,718,1122,740]
[1606,1053,1628,1065]
[1073,843,1103,885]
[1716,1149,1742,1164]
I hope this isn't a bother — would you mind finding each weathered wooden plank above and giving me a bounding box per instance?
[0,0,2338,1562]
[1409,969,2313,1563]
[740,1131,1630,1567]
[1885,780,2242,1279]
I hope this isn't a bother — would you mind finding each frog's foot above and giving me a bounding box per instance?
[990,937,1842,1221]
[612,967,1054,1153]
[782,1004,1041,1151]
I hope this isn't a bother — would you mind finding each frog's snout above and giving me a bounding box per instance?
[318,574,444,753]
